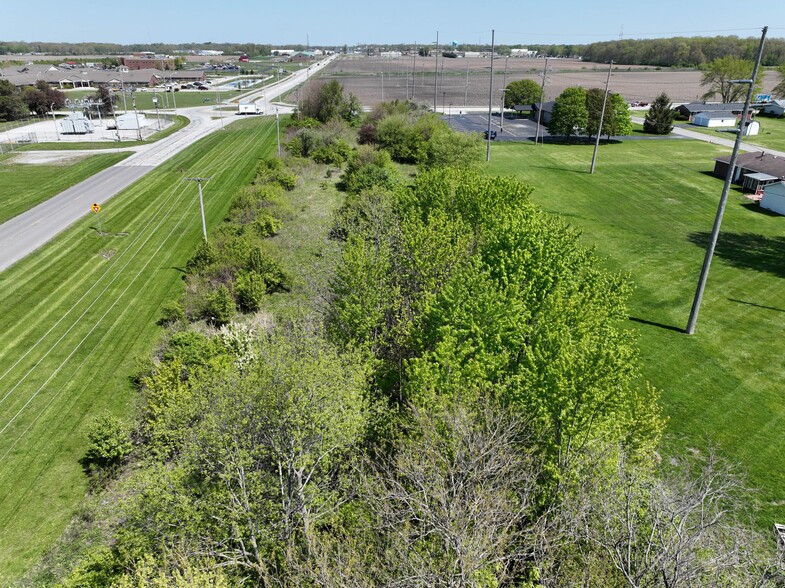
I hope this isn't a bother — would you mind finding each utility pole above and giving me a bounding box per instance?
[50,102,60,141]
[275,108,281,158]
[590,60,613,174]
[535,57,549,145]
[433,30,439,112]
[686,26,767,335]
[185,177,212,242]
[132,93,142,141]
[500,88,506,133]
[464,55,470,106]
[486,29,495,162]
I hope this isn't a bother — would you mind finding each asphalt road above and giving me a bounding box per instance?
[0,55,338,272]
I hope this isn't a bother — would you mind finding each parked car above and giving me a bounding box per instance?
[484,130,497,140]
[198,86,209,90]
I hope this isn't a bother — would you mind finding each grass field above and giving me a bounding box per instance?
[675,115,785,152]
[487,138,785,526]
[0,152,129,223]
[0,116,278,583]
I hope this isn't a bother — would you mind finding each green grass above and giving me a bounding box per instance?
[0,116,278,583]
[675,116,785,152]
[487,138,785,527]
[16,114,189,151]
[0,152,130,223]
[124,90,226,110]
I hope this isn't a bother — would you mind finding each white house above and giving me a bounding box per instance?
[761,181,785,215]
[692,111,738,127]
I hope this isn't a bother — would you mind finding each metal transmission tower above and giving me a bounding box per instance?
[686,26,768,335]
[185,177,212,242]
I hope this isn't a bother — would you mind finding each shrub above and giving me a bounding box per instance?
[185,240,218,274]
[84,412,133,471]
[253,213,281,237]
[204,284,235,326]
[235,270,268,312]
[340,146,400,194]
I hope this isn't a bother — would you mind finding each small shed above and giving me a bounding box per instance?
[741,120,760,136]
[761,181,785,215]
[116,113,147,130]
[692,111,738,128]
[60,112,94,134]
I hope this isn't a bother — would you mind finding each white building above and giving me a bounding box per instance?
[511,48,537,57]
[692,111,738,128]
[116,113,147,130]
[761,181,785,215]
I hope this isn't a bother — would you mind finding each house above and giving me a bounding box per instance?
[122,55,176,71]
[713,152,785,192]
[692,111,738,128]
[676,101,745,121]
[761,181,785,215]
[530,101,555,125]
[761,99,785,117]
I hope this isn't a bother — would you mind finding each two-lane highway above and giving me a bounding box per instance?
[0,54,338,272]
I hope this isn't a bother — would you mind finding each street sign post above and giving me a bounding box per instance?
[91,203,103,234]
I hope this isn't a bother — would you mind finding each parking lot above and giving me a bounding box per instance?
[445,112,550,143]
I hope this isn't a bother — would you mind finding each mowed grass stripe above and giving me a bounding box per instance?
[0,181,198,440]
[0,116,276,582]
[487,138,785,526]
[0,152,131,224]
[0,118,274,405]
[0,118,273,432]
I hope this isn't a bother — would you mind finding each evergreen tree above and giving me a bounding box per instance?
[643,92,676,135]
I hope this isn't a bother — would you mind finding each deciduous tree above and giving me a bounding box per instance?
[504,79,541,109]
[700,56,762,103]
[548,86,588,140]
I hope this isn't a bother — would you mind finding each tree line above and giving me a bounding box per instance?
[23,82,785,587]
[0,41,273,57]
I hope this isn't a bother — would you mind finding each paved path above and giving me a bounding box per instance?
[631,116,785,157]
[0,55,337,272]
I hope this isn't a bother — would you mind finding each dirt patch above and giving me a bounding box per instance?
[2,152,92,165]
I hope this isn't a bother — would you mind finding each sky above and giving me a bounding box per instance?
[3,0,784,47]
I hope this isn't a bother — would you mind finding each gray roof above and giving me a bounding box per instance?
[681,101,744,114]
[716,152,785,178]
[694,111,738,119]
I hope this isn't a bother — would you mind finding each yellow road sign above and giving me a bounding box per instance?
[91,203,101,213]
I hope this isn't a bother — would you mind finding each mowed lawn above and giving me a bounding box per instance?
[0,116,277,583]
[488,139,785,526]
[0,152,129,224]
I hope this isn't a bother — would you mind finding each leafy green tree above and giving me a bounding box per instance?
[548,86,588,140]
[0,79,27,121]
[644,92,676,134]
[504,79,541,109]
[204,284,235,326]
[299,79,361,125]
[700,56,762,102]
[772,63,785,99]
[91,85,116,115]
[604,92,633,138]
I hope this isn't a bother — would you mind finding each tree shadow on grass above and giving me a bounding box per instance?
[688,231,785,280]
[628,315,685,334]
